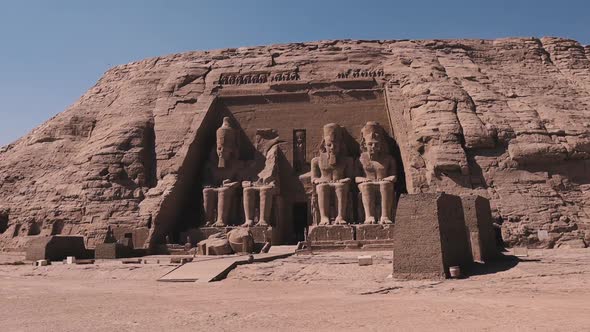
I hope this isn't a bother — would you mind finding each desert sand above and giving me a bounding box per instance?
[1,249,590,331]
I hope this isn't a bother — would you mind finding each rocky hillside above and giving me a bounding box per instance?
[1,37,589,250]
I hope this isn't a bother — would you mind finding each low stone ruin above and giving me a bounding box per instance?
[26,236,91,261]
[197,228,256,255]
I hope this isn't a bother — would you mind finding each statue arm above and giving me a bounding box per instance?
[383,156,397,183]
[339,158,353,183]
[354,158,369,183]
[202,163,215,187]
[311,158,324,184]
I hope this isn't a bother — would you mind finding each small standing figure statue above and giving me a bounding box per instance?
[355,122,397,224]
[242,129,282,227]
[310,123,353,225]
[293,129,307,174]
[202,117,242,227]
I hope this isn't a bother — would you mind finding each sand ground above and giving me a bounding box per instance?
[1,249,590,331]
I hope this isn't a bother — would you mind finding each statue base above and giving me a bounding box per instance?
[307,224,394,251]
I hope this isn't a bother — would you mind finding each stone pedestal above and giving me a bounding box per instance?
[355,224,394,240]
[308,225,354,242]
[307,224,395,250]
[392,193,472,279]
[461,195,499,262]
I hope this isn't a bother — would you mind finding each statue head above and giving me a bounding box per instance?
[216,117,238,168]
[295,130,305,146]
[360,121,386,160]
[254,128,281,156]
[320,123,344,166]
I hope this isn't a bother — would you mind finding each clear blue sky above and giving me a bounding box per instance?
[0,0,588,146]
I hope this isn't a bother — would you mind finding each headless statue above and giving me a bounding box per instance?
[242,129,282,227]
[355,122,397,224]
[310,123,353,225]
[202,117,242,227]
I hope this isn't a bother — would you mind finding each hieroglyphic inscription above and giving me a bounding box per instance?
[337,69,384,79]
[219,71,300,85]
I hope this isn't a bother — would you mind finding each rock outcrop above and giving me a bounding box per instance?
[1,37,589,250]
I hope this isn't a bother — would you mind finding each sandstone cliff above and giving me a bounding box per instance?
[1,37,589,250]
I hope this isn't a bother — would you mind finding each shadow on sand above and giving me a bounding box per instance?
[464,254,533,278]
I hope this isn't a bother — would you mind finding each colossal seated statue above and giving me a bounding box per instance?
[202,117,242,227]
[310,123,353,225]
[242,129,282,227]
[355,122,397,224]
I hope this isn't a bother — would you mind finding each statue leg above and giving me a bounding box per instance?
[203,188,216,226]
[316,183,331,225]
[214,186,235,227]
[242,187,256,226]
[359,182,376,224]
[257,186,274,226]
[379,181,394,224]
[334,182,349,224]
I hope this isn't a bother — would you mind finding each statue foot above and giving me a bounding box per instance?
[363,217,376,224]
[256,220,269,227]
[212,221,226,227]
[379,217,393,225]
[334,217,347,225]
[242,220,255,227]
[319,217,330,226]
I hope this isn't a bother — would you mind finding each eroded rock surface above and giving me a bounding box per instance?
[1,37,590,250]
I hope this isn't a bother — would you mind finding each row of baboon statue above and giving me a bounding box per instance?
[201,117,398,228]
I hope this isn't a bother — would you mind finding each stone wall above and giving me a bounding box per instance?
[1,37,590,250]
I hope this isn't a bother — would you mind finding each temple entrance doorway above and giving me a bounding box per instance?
[292,202,308,242]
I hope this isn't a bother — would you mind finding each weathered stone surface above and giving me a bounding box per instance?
[392,193,472,279]
[197,232,233,255]
[461,195,499,262]
[308,225,354,242]
[227,228,255,253]
[94,242,133,259]
[1,37,590,250]
[355,224,394,241]
[25,236,89,261]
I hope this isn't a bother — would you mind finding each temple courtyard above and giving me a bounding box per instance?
[1,249,589,331]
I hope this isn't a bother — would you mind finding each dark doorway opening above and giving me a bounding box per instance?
[293,203,308,242]
[0,212,7,234]
[28,222,41,236]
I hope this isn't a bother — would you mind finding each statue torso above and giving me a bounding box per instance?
[205,160,242,186]
[317,154,349,181]
[360,153,393,180]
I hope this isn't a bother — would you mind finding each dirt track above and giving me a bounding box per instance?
[1,249,590,331]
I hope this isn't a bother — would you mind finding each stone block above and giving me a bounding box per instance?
[95,243,133,259]
[197,233,233,255]
[392,193,472,279]
[247,226,273,244]
[308,225,354,242]
[461,195,499,262]
[26,236,89,261]
[189,226,272,247]
[358,255,373,266]
[227,228,255,253]
[355,224,394,240]
[35,260,48,266]
[66,256,76,264]
[513,247,528,257]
